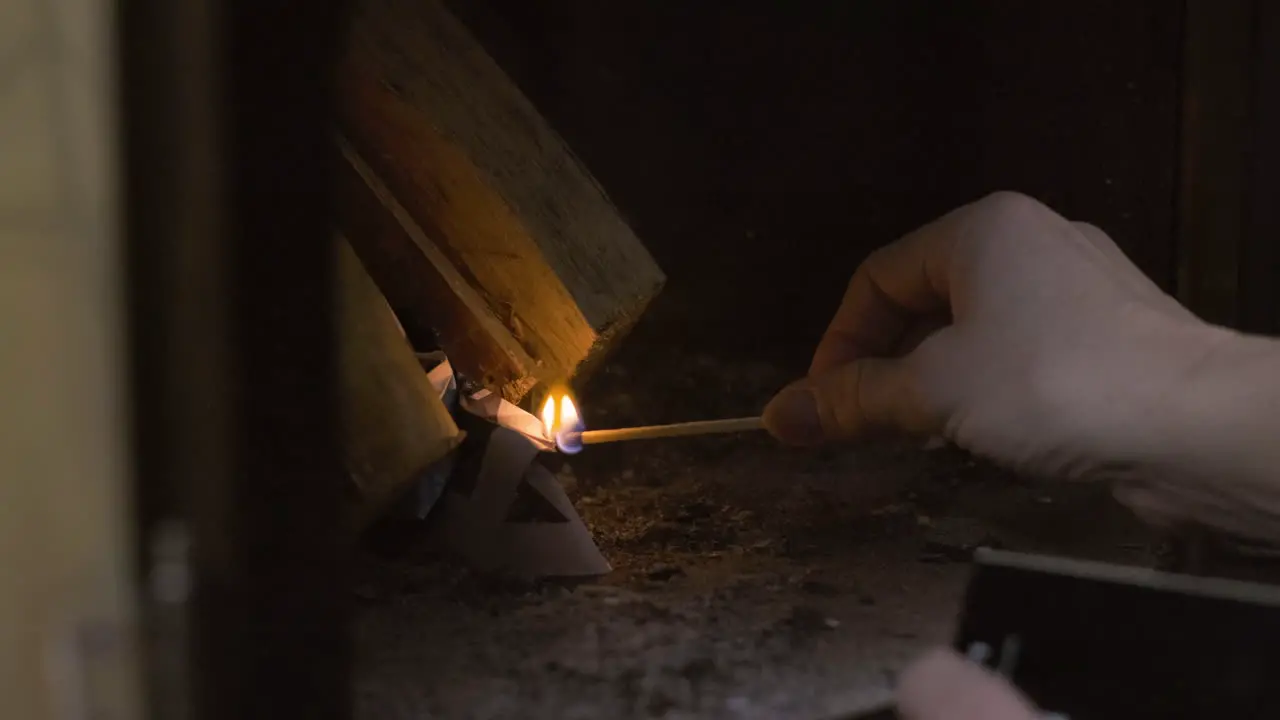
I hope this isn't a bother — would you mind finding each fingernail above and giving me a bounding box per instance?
[763,383,825,446]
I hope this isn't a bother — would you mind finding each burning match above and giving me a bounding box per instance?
[574,417,764,445]
[540,393,764,454]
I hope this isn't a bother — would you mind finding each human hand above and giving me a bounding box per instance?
[764,191,1217,488]
[896,648,1041,720]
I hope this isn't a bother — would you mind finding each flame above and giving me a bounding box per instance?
[541,395,557,437]
[559,395,579,430]
[539,391,585,453]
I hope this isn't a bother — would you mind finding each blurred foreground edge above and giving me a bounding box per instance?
[123,0,355,718]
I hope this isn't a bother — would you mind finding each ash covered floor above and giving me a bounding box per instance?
[351,346,1162,720]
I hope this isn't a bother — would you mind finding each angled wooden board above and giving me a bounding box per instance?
[336,0,665,398]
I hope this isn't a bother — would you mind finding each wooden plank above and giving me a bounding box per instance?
[336,236,464,529]
[334,137,539,401]
[336,0,664,397]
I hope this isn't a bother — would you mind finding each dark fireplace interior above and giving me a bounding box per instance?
[96,1,1280,719]
[348,3,1199,718]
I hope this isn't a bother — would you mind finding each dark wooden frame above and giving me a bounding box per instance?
[1237,3,1280,333]
[1177,0,1280,333]
[122,1,354,718]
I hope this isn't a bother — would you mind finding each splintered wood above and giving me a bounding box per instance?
[335,0,665,401]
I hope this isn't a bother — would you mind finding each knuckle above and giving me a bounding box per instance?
[961,191,1058,259]
[979,190,1045,218]
[1072,220,1103,235]
[974,191,1054,238]
[1071,220,1113,247]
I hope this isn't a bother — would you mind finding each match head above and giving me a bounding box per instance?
[555,430,584,455]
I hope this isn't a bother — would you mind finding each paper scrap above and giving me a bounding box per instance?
[409,352,461,516]
[460,389,553,450]
[415,352,609,580]
[431,421,610,580]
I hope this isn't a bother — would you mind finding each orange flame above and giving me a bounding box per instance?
[540,395,557,437]
[540,392,584,451]
[559,395,579,431]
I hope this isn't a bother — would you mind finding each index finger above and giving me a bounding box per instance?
[809,204,968,376]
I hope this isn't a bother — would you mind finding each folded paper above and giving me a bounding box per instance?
[417,353,610,580]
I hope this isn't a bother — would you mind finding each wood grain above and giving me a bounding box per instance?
[336,0,664,396]
[335,138,540,400]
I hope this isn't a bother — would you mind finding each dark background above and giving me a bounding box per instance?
[120,2,1278,718]
[451,0,1184,368]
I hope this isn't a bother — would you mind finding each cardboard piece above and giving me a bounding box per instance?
[417,354,610,580]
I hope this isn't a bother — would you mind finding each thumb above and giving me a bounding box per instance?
[897,649,1040,720]
[763,357,926,445]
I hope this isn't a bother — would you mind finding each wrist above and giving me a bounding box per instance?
[1113,321,1280,540]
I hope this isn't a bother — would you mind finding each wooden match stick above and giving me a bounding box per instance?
[572,416,764,445]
